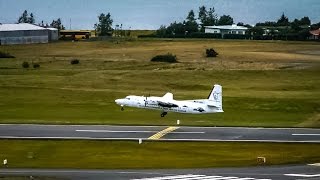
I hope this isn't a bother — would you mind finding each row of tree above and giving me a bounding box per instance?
[16,9,320,40]
[153,7,320,41]
[249,13,320,40]
[17,10,65,30]
[156,6,239,37]
[256,13,311,27]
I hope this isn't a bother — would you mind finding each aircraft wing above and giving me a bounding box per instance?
[157,101,178,108]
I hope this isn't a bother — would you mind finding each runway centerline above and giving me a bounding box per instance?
[76,130,157,133]
[76,129,205,134]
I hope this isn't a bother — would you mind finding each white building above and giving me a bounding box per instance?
[204,24,248,38]
[47,27,59,41]
[0,23,58,45]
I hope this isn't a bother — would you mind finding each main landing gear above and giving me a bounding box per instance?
[121,105,124,111]
[160,112,167,117]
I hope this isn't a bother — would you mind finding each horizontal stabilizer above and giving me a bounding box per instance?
[207,100,221,107]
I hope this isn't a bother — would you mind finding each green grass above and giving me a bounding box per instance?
[0,140,320,169]
[0,39,319,127]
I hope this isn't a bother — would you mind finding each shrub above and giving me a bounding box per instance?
[0,51,15,58]
[151,53,177,63]
[71,59,80,64]
[206,48,219,57]
[189,32,222,39]
[33,63,40,68]
[22,61,29,68]
[138,34,158,38]
[223,34,249,39]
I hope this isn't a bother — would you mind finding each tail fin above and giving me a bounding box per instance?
[207,84,222,108]
[163,92,173,100]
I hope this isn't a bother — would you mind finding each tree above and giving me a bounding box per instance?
[217,15,234,25]
[185,10,198,34]
[237,22,244,26]
[166,21,185,36]
[94,13,113,36]
[291,19,301,32]
[277,13,289,26]
[248,27,264,36]
[299,16,311,25]
[198,6,207,27]
[156,25,167,37]
[311,22,320,30]
[18,10,35,23]
[198,6,217,31]
[50,18,65,30]
[18,10,29,23]
[207,7,217,26]
[28,13,35,24]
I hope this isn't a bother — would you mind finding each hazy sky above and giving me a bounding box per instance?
[0,0,319,29]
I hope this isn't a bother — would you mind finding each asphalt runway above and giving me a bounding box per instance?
[0,124,320,142]
[1,164,320,180]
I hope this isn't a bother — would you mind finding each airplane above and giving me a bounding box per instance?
[115,84,223,117]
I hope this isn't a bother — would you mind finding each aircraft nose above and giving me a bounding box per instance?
[115,99,123,105]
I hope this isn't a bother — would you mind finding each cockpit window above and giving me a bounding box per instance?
[125,98,130,100]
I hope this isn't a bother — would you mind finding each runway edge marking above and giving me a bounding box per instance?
[284,173,320,177]
[148,127,179,140]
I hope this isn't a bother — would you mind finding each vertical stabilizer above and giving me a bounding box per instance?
[208,84,222,108]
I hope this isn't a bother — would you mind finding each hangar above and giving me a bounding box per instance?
[0,23,58,45]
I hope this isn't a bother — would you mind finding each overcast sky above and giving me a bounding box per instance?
[0,0,319,30]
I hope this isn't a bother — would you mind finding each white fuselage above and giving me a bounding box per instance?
[115,95,223,114]
[115,84,223,116]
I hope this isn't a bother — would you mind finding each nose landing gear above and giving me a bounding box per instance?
[160,112,167,117]
[121,105,124,111]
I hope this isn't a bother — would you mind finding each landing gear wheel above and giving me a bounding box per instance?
[160,112,167,117]
[121,107,124,111]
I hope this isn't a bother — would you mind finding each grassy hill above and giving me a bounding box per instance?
[0,39,319,127]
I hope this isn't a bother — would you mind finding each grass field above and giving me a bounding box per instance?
[0,140,319,169]
[0,39,319,127]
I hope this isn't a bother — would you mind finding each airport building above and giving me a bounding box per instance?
[309,28,320,40]
[204,24,248,38]
[0,23,58,45]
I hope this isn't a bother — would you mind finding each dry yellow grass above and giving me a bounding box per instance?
[2,39,319,71]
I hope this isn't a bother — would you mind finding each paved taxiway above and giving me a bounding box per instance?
[0,124,320,142]
[1,164,320,180]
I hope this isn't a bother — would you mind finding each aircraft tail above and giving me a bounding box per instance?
[207,84,222,108]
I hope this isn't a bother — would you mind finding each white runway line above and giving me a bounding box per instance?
[292,134,320,136]
[131,174,271,180]
[308,163,320,166]
[284,173,320,177]
[131,174,206,180]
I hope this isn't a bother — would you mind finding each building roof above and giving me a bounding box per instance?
[46,27,58,31]
[310,28,320,36]
[205,24,248,30]
[0,23,47,31]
